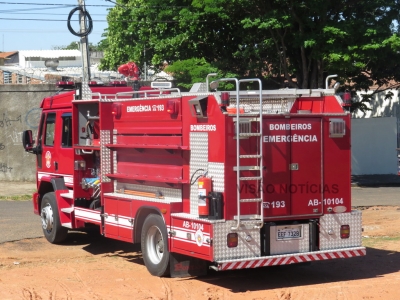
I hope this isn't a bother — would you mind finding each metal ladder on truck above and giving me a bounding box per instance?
[232,79,264,230]
[210,77,264,230]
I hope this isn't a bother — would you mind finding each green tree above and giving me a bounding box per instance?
[100,0,400,100]
[164,58,217,89]
[53,41,104,52]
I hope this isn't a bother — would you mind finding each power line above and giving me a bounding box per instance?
[0,17,108,22]
[0,29,104,34]
[0,2,112,7]
[0,12,107,16]
[0,17,199,23]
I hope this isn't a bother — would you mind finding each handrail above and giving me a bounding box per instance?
[114,88,181,100]
[325,74,337,89]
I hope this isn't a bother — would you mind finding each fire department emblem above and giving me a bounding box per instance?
[195,229,204,247]
[45,151,52,168]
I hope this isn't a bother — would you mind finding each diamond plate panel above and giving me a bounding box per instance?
[112,131,117,174]
[270,224,310,255]
[319,211,362,250]
[100,130,111,182]
[208,163,224,192]
[213,221,261,261]
[113,151,117,174]
[82,82,92,100]
[190,132,208,215]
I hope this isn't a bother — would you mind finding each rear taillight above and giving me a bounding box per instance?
[227,233,238,248]
[112,103,122,119]
[340,225,350,238]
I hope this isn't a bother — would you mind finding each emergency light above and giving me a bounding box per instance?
[56,81,75,89]
[109,81,127,87]
[166,99,179,115]
[220,92,230,106]
[112,103,122,119]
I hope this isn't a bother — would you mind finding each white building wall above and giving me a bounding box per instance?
[351,117,397,175]
[352,90,400,118]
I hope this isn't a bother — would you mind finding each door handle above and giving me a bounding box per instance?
[54,161,58,171]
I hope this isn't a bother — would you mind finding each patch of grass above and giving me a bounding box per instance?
[363,236,400,248]
[0,194,32,201]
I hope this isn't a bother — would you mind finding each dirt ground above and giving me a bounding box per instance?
[0,206,399,300]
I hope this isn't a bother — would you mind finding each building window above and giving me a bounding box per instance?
[4,71,11,84]
[17,74,24,84]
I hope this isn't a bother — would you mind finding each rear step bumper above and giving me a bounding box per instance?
[214,247,366,271]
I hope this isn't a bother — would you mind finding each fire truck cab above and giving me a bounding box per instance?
[23,77,365,277]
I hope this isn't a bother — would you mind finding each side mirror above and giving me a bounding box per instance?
[22,130,34,152]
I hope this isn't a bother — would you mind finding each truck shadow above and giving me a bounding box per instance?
[64,230,398,291]
[63,230,144,266]
[198,247,399,292]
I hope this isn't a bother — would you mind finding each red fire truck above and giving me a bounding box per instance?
[22,75,365,277]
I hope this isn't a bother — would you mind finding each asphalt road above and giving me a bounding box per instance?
[0,186,399,244]
[0,200,43,244]
[351,186,400,207]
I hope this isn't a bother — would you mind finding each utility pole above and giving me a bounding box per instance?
[78,0,91,99]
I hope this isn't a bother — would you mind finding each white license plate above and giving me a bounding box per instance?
[276,225,302,240]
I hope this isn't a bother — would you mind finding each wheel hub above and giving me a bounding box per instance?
[41,203,53,233]
[146,225,164,264]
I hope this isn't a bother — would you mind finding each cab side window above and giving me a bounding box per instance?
[61,115,72,147]
[44,113,56,146]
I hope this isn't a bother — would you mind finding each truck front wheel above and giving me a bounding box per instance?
[141,214,170,277]
[41,192,68,244]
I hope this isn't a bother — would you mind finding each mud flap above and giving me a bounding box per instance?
[169,253,208,278]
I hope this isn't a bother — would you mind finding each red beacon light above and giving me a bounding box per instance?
[111,103,122,119]
[166,99,179,115]
[56,81,75,89]
[109,80,127,87]
[220,92,230,106]
[89,80,104,87]
[341,91,352,107]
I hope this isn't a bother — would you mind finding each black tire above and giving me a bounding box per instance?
[141,214,170,277]
[40,192,68,244]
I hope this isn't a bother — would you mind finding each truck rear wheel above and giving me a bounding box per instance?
[41,192,68,244]
[141,214,170,277]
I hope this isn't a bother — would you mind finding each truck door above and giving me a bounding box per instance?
[36,112,74,186]
[263,118,323,217]
[37,112,57,174]
[57,113,74,184]
[290,118,323,215]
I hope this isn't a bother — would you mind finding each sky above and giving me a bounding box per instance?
[0,0,115,51]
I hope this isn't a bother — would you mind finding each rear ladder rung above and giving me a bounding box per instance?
[238,133,261,137]
[234,166,260,171]
[234,214,262,220]
[239,198,262,203]
[239,154,262,158]
[239,176,262,181]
